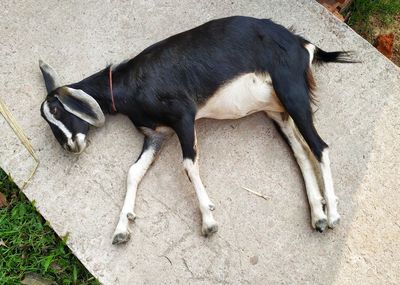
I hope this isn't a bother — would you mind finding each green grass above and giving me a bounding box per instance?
[0,168,99,285]
[345,0,400,36]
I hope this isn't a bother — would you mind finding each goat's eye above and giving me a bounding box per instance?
[50,106,58,115]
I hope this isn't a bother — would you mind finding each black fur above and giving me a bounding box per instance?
[42,16,354,161]
[314,49,357,64]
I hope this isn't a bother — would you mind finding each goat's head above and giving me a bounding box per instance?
[39,60,105,154]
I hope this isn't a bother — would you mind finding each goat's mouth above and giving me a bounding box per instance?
[63,133,87,154]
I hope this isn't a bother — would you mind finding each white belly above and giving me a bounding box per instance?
[196,72,284,120]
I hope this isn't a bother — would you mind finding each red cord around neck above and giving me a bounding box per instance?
[109,67,117,113]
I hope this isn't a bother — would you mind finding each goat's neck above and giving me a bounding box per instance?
[68,66,132,115]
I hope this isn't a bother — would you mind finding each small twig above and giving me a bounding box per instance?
[241,186,270,201]
[161,255,172,266]
[0,97,40,189]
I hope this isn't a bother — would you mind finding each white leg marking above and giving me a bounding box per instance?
[320,149,340,228]
[268,112,327,231]
[112,147,156,244]
[183,158,218,236]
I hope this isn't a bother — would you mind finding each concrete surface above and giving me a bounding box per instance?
[1,0,400,284]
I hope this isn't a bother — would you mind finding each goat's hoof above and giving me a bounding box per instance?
[127,212,136,221]
[112,231,131,245]
[314,219,328,233]
[202,221,218,237]
[328,214,341,229]
[209,203,216,211]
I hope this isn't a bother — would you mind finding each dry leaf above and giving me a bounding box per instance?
[375,34,395,59]
[21,273,57,285]
[50,261,62,273]
[0,239,6,247]
[0,192,8,208]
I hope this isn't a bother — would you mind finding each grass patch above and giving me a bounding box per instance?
[345,0,400,37]
[0,168,99,285]
[342,0,400,66]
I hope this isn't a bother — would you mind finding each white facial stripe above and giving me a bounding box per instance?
[43,102,72,139]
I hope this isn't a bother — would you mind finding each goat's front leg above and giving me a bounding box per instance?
[174,117,218,236]
[112,127,169,245]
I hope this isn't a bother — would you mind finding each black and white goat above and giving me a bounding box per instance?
[39,16,353,245]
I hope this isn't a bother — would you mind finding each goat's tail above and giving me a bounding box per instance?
[313,47,358,64]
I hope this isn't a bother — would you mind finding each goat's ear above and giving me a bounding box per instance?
[57,87,105,127]
[39,60,61,93]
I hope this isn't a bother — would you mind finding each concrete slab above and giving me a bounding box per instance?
[1,0,400,284]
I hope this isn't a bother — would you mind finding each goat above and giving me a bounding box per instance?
[39,16,353,245]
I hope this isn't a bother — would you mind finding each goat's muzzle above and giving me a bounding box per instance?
[64,133,87,154]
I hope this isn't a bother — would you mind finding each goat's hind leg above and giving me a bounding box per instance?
[319,148,340,228]
[267,111,328,232]
[273,74,340,230]
[112,127,170,245]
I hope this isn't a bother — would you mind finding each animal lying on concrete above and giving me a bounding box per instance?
[39,16,354,245]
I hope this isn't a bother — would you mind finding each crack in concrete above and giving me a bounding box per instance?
[149,192,195,230]
[162,231,192,256]
[182,258,194,277]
